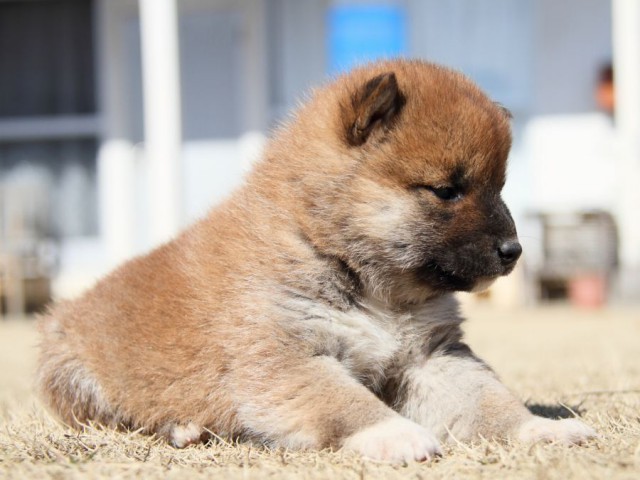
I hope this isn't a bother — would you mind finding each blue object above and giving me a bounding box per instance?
[328,5,407,74]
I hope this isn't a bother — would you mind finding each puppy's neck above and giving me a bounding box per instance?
[361,283,449,313]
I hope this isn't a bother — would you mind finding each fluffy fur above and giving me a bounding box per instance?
[37,60,596,463]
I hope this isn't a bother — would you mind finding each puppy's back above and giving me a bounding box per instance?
[37,231,229,431]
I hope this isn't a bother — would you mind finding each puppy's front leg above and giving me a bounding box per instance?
[232,354,441,463]
[394,343,596,445]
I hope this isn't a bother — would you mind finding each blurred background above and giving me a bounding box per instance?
[0,0,639,315]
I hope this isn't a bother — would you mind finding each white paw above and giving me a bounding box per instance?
[518,417,597,446]
[342,416,442,463]
[169,422,203,448]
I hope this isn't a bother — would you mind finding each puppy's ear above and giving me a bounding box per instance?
[345,72,405,146]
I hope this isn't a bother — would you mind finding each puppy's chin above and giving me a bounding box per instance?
[470,277,498,293]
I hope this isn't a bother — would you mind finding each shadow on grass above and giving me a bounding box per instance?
[526,403,585,419]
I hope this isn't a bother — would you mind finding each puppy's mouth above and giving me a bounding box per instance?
[416,260,513,292]
[415,261,476,292]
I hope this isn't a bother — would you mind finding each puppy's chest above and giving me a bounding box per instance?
[286,299,422,389]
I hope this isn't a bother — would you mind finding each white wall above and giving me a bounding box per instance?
[532,0,612,116]
[408,0,533,113]
[523,0,616,244]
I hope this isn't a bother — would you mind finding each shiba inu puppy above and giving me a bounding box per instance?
[37,60,596,463]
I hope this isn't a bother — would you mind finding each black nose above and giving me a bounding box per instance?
[498,239,522,265]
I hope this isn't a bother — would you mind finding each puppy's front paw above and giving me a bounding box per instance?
[342,416,442,463]
[168,422,203,448]
[518,417,597,446]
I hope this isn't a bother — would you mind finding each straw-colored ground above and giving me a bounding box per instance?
[1,304,639,479]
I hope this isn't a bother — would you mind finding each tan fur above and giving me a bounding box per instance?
[37,60,595,463]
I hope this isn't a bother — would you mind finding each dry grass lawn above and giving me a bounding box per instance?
[1,304,639,479]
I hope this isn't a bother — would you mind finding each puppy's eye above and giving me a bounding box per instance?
[428,186,461,201]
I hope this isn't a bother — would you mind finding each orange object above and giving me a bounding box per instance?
[569,275,606,309]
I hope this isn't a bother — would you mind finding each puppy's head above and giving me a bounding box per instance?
[289,60,520,304]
